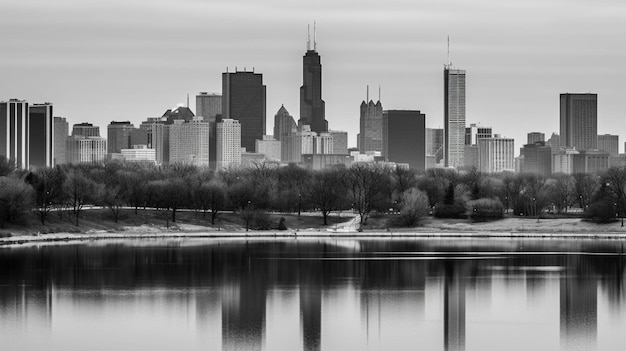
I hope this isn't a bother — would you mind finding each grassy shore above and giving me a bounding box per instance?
[1,209,626,246]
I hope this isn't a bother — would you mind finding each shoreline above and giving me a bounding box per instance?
[3,228,626,247]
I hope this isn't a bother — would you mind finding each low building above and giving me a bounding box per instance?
[478,136,515,173]
[573,149,609,174]
[67,135,107,164]
[255,135,281,162]
[520,141,552,176]
[121,145,156,165]
[552,147,579,174]
[302,154,352,170]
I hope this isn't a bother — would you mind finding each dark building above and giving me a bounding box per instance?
[273,105,296,162]
[560,93,597,151]
[196,93,222,169]
[527,132,545,145]
[573,149,609,174]
[359,96,383,152]
[520,141,552,176]
[299,39,327,134]
[426,128,444,165]
[222,71,266,153]
[107,121,147,154]
[28,103,54,169]
[0,99,29,168]
[162,106,195,123]
[72,123,100,137]
[382,110,426,170]
[54,117,68,165]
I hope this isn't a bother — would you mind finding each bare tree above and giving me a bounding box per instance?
[63,169,97,226]
[398,188,430,227]
[308,168,348,225]
[604,167,626,226]
[347,164,387,225]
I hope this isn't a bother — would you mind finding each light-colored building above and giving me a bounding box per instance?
[597,134,619,156]
[140,117,168,165]
[216,119,241,169]
[444,67,466,168]
[426,128,444,166]
[0,99,29,168]
[195,92,222,121]
[255,135,281,162]
[465,123,492,145]
[478,136,514,173]
[273,105,297,162]
[547,132,560,154]
[121,145,156,164]
[573,149,609,174]
[552,147,579,174]
[67,135,107,164]
[54,117,68,165]
[168,117,210,166]
[359,98,383,152]
[284,125,333,164]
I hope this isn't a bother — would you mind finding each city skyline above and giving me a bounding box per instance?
[1,0,625,152]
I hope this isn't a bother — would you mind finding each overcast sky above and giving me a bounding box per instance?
[2,0,625,152]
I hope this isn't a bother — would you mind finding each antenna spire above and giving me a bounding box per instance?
[186,93,189,108]
[366,85,369,102]
[447,36,451,67]
[378,85,381,102]
[307,24,311,51]
[313,21,317,51]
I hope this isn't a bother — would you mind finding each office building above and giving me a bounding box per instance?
[140,117,168,165]
[216,119,241,169]
[478,136,515,173]
[222,70,266,152]
[107,121,147,154]
[168,117,210,166]
[196,92,221,121]
[465,123,492,145]
[302,154,352,170]
[28,103,54,169]
[67,135,106,164]
[382,110,426,171]
[299,34,327,134]
[54,117,68,165]
[121,145,156,165]
[273,105,297,161]
[520,141,552,176]
[426,128,444,166]
[597,134,619,156]
[255,136,281,162]
[72,123,100,137]
[547,133,560,154]
[284,126,333,164]
[553,148,579,174]
[0,99,29,168]
[560,93,597,150]
[359,97,383,152]
[444,66,466,168]
[527,132,545,145]
[573,150,609,174]
[329,130,348,155]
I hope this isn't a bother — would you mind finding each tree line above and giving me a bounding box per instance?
[0,156,625,229]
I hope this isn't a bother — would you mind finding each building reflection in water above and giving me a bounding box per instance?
[560,256,598,351]
[443,261,466,351]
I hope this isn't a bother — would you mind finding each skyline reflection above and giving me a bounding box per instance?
[1,239,625,351]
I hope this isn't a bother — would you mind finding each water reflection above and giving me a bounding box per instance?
[0,239,626,350]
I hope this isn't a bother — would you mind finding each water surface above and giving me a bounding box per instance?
[1,238,626,351]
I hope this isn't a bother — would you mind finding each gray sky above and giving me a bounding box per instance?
[2,0,625,152]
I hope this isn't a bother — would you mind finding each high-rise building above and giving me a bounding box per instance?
[53,117,68,165]
[107,121,147,154]
[284,126,333,163]
[216,119,241,169]
[465,123,492,145]
[196,92,222,121]
[527,132,545,145]
[222,71,266,153]
[547,133,560,154]
[196,93,222,169]
[72,123,100,137]
[426,128,444,165]
[597,134,619,156]
[0,99,29,168]
[560,93,597,151]
[140,117,168,166]
[299,34,327,134]
[553,147,579,174]
[28,103,54,169]
[168,117,210,166]
[67,135,106,164]
[359,98,383,152]
[329,130,348,155]
[478,136,515,173]
[273,105,297,161]
[255,136,281,162]
[520,141,552,176]
[382,110,426,171]
[444,67,466,168]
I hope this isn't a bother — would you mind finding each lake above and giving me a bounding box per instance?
[1,238,625,351]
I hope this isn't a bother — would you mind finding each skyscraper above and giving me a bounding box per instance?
[196,92,222,168]
[444,66,466,168]
[54,117,68,165]
[140,118,168,166]
[107,121,147,154]
[329,130,348,155]
[0,99,29,168]
[299,28,327,134]
[560,93,597,151]
[28,103,54,169]
[465,123,492,145]
[168,117,210,166]
[222,70,266,153]
[216,119,241,169]
[520,141,552,176]
[382,110,426,170]
[478,136,515,173]
[527,132,545,145]
[68,123,106,164]
[273,105,297,162]
[359,94,383,153]
[426,128,444,165]
[597,134,618,156]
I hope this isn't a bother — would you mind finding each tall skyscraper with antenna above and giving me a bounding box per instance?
[444,38,466,168]
[359,85,383,152]
[299,23,328,134]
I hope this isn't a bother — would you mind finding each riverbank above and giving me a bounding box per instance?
[1,209,626,247]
